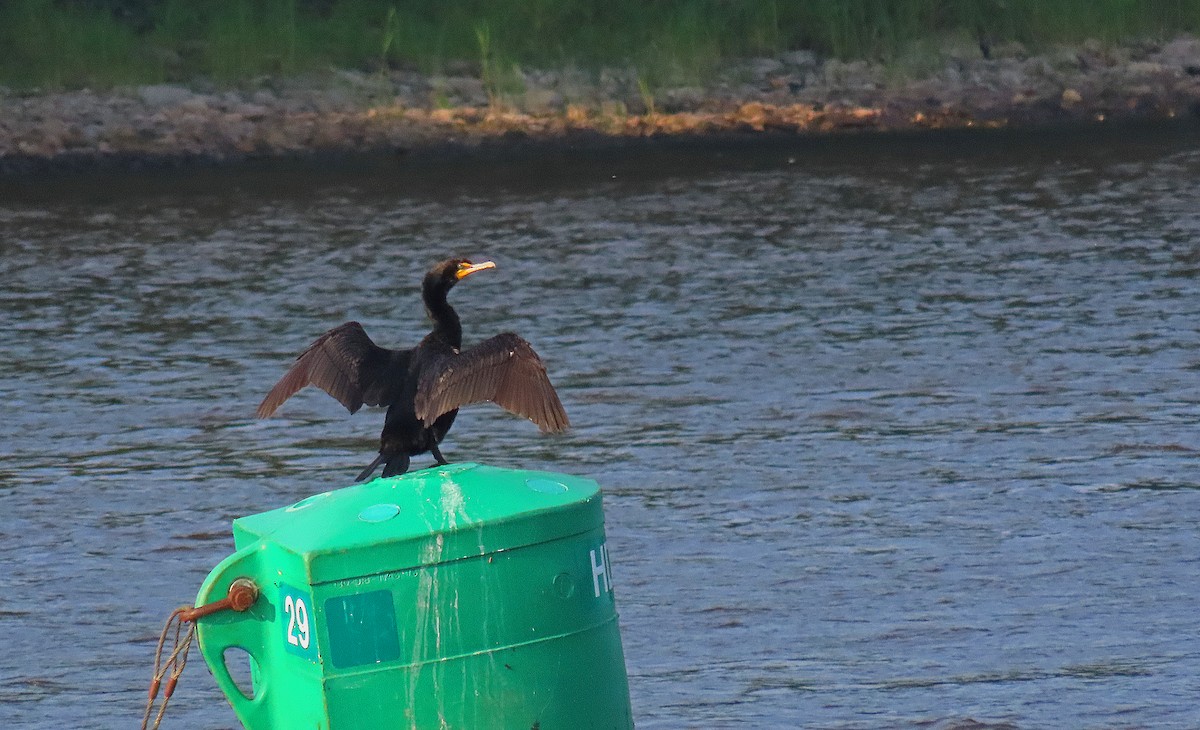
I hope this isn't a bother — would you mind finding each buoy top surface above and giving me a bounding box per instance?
[232,463,603,584]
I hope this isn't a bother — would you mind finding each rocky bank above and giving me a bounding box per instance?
[2,34,1200,173]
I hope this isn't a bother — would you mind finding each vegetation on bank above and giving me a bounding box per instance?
[3,0,1200,91]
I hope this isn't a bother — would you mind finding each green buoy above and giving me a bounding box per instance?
[192,463,633,729]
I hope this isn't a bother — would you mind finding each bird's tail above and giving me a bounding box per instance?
[356,453,387,482]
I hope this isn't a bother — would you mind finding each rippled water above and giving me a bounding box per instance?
[3,125,1200,728]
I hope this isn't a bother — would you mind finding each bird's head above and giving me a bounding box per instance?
[423,257,496,301]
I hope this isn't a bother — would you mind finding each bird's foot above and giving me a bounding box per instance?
[429,443,450,466]
[380,452,411,479]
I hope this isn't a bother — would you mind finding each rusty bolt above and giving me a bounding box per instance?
[227,578,259,612]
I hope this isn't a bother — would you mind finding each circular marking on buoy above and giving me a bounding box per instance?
[286,492,331,512]
[526,478,568,494]
[553,572,575,598]
[358,503,401,523]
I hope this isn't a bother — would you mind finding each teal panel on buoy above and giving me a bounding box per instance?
[325,589,402,668]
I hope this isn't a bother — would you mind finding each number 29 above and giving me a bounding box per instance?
[284,594,311,650]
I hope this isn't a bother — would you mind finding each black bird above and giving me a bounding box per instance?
[256,257,569,480]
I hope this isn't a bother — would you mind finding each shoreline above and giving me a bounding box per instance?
[2,35,1199,176]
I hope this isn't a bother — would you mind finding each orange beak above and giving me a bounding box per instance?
[455,260,496,280]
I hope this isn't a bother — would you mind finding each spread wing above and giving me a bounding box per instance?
[256,322,410,418]
[414,332,569,433]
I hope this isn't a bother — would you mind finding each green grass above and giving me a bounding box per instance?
[2,0,1200,90]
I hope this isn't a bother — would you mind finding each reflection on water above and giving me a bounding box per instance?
[3,125,1200,728]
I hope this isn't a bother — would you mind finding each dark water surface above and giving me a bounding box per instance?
[3,125,1200,728]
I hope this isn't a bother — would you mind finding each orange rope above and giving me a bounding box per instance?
[140,607,197,730]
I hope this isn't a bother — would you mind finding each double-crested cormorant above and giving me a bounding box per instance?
[256,257,569,480]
